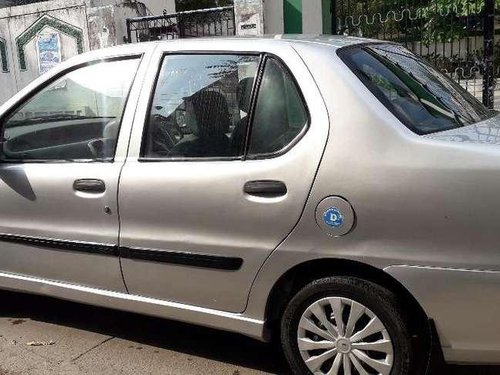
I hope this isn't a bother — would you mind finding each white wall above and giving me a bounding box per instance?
[141,0,175,15]
[262,0,325,35]
[302,0,322,34]
[0,0,90,104]
[0,0,148,104]
[0,20,17,103]
[234,0,264,35]
[87,1,147,49]
[263,0,283,34]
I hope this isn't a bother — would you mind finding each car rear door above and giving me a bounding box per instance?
[119,41,329,313]
[0,52,147,291]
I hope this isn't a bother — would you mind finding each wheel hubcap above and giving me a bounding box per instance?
[297,297,394,375]
[336,338,351,354]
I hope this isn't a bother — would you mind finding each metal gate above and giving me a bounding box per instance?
[126,6,235,43]
[333,0,499,109]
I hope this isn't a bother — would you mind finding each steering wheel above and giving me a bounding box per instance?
[151,113,184,155]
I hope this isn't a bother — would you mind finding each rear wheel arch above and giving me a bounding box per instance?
[264,258,430,343]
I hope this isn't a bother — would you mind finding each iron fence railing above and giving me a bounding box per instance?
[126,6,235,43]
[333,0,499,109]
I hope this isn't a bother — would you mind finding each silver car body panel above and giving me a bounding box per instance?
[246,41,500,364]
[0,43,155,292]
[0,36,497,364]
[385,265,500,364]
[0,162,125,291]
[423,115,500,145]
[119,39,330,313]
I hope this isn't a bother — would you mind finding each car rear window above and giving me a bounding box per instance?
[338,43,495,135]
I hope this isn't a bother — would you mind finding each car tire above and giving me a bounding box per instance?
[281,276,414,375]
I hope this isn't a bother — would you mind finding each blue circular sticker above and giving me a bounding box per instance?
[323,207,344,228]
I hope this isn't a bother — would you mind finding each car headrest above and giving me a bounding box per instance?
[190,90,230,139]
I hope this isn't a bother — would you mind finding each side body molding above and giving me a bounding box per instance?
[0,233,243,271]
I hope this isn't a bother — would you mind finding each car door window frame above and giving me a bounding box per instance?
[138,52,310,163]
[244,54,311,160]
[0,55,143,164]
[138,51,262,162]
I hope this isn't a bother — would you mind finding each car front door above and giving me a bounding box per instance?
[119,42,329,312]
[0,55,143,291]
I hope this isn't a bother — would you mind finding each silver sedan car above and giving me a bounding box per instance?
[0,35,498,375]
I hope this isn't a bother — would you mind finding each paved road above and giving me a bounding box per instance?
[0,290,497,375]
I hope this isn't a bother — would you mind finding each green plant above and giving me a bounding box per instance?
[338,0,498,45]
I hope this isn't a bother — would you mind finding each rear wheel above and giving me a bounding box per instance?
[281,276,414,375]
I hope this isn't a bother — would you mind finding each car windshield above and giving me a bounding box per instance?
[338,43,496,135]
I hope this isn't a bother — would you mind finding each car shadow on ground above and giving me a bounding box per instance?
[0,290,497,375]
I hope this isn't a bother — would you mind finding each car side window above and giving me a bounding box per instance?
[1,58,140,162]
[142,54,260,159]
[247,57,308,157]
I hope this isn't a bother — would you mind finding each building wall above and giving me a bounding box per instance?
[283,0,301,33]
[87,0,150,49]
[141,0,175,15]
[302,0,322,34]
[261,0,331,35]
[0,0,90,103]
[0,18,17,103]
[234,0,264,36]
[321,0,331,34]
[263,0,283,34]
[0,0,146,104]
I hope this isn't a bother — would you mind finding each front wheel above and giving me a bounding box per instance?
[281,276,415,375]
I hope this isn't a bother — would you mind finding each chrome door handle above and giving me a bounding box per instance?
[243,180,287,198]
[73,179,106,193]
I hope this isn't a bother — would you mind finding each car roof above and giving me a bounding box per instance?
[231,34,380,48]
[91,34,379,57]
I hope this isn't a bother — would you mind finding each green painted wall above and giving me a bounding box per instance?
[283,0,302,34]
[322,0,332,34]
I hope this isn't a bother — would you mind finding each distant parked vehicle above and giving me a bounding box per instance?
[0,35,499,375]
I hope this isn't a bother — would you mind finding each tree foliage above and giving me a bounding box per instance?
[416,0,500,43]
[338,0,500,76]
[340,0,498,44]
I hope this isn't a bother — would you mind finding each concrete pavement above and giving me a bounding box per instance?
[0,290,497,375]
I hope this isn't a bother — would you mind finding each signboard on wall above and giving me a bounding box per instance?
[238,12,261,35]
[36,32,61,75]
[234,0,264,36]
